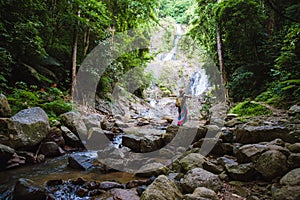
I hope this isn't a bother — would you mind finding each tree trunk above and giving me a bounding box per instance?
[71,10,80,98]
[83,27,90,57]
[217,0,229,103]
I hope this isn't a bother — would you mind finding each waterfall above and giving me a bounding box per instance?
[163,24,183,61]
[189,68,209,96]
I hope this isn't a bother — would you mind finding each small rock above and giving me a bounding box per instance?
[47,127,65,147]
[99,181,124,190]
[135,163,169,178]
[178,153,206,172]
[287,153,300,168]
[67,153,94,170]
[286,143,300,153]
[184,187,219,200]
[40,142,61,157]
[0,143,15,170]
[111,188,139,200]
[0,94,11,117]
[225,163,257,181]
[288,104,300,116]
[140,175,183,200]
[137,185,147,196]
[181,168,222,193]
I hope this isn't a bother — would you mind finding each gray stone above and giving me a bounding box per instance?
[193,138,227,156]
[60,111,87,137]
[40,141,61,157]
[0,143,15,170]
[236,144,267,163]
[178,153,206,172]
[61,126,83,148]
[287,153,300,168]
[115,120,130,128]
[6,107,49,149]
[122,128,165,153]
[288,104,300,116]
[99,181,124,190]
[220,129,235,143]
[273,169,300,199]
[165,125,208,144]
[111,188,139,200]
[82,113,103,129]
[67,153,94,170]
[0,94,11,117]
[286,143,300,153]
[203,160,224,174]
[135,163,169,178]
[141,175,183,200]
[233,125,296,144]
[181,168,222,193]
[184,187,219,200]
[273,185,300,200]
[225,163,257,181]
[47,127,65,147]
[255,150,288,180]
[280,168,300,186]
[84,127,110,150]
[13,178,46,200]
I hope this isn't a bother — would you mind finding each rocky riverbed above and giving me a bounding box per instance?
[1,91,300,200]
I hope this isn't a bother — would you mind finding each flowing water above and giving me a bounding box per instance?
[189,69,209,96]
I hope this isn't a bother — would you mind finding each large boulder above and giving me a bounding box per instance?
[141,175,183,200]
[273,168,300,200]
[0,94,11,117]
[181,168,222,193]
[82,113,103,130]
[60,126,83,148]
[255,150,288,180]
[122,128,166,153]
[60,111,87,137]
[233,125,297,144]
[3,107,49,149]
[13,178,47,200]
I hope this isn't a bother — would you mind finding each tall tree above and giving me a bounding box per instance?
[216,0,228,102]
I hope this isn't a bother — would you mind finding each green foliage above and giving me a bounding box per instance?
[41,100,72,118]
[159,0,196,24]
[255,79,300,108]
[227,67,255,101]
[7,82,72,120]
[274,23,300,80]
[229,100,273,117]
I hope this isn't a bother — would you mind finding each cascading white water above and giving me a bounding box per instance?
[189,68,209,96]
[163,24,183,61]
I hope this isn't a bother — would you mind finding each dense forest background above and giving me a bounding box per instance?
[0,0,299,119]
